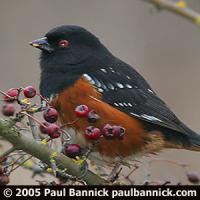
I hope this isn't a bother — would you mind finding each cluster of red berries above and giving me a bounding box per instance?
[44,105,86,158]
[1,87,125,159]
[0,158,9,185]
[1,86,36,116]
[41,108,83,158]
[84,124,125,140]
[75,105,100,123]
[40,108,60,139]
[75,105,125,140]
[1,87,61,139]
[61,125,126,159]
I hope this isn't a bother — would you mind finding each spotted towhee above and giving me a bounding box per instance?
[30,25,200,164]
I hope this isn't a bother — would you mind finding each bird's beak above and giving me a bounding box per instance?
[29,37,54,53]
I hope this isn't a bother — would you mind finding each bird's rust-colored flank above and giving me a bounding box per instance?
[52,77,162,157]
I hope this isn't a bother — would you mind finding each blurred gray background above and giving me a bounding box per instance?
[1,0,200,184]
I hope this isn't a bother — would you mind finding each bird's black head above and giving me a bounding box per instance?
[30,25,112,97]
[30,25,105,67]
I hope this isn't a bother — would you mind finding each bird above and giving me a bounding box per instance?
[29,25,200,165]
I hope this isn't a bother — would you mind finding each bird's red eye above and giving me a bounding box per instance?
[58,40,69,48]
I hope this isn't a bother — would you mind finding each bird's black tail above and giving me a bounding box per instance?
[163,125,200,151]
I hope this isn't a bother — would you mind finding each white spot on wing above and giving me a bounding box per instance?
[83,73,92,81]
[109,67,115,73]
[130,112,140,117]
[141,114,162,122]
[97,88,103,93]
[100,68,107,73]
[114,103,119,106]
[107,83,115,90]
[128,103,133,107]
[83,74,96,86]
[119,103,124,107]
[90,79,95,85]
[116,83,124,88]
[125,84,133,89]
[148,89,154,94]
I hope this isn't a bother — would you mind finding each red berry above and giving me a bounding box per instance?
[112,125,125,139]
[64,144,81,158]
[23,86,36,98]
[47,124,61,139]
[102,124,125,139]
[84,126,101,140]
[75,105,89,118]
[102,124,114,138]
[0,175,9,185]
[4,88,18,102]
[39,122,50,134]
[87,110,100,123]
[43,107,58,123]
[2,104,15,116]
[187,171,200,184]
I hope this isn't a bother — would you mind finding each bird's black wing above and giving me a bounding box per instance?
[83,60,192,135]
